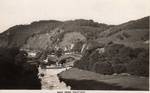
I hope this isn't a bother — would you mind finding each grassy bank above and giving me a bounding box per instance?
[58,68,149,90]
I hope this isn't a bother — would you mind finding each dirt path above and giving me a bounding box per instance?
[38,67,71,90]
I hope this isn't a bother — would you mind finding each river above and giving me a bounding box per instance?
[38,66,71,90]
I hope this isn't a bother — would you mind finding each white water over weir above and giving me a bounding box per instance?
[38,66,71,90]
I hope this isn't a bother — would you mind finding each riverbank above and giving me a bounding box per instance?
[58,68,149,90]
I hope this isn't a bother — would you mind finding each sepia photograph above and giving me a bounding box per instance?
[0,0,149,92]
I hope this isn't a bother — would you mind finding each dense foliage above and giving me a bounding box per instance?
[0,47,41,89]
[74,43,149,76]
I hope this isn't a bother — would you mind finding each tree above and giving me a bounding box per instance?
[15,50,28,66]
[55,48,63,57]
[92,61,113,75]
[112,64,126,74]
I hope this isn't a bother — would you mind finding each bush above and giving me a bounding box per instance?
[112,64,127,74]
[122,32,130,38]
[105,44,124,57]
[87,51,101,70]
[92,62,113,75]
[15,50,28,66]
[127,58,149,76]
[74,60,88,70]
[126,48,149,76]
[129,48,144,59]
[116,35,124,40]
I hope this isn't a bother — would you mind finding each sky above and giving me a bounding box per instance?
[0,0,149,33]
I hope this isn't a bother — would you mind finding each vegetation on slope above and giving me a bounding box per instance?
[0,20,62,48]
[98,16,149,49]
[74,43,149,76]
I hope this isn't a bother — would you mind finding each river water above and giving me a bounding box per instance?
[38,66,71,90]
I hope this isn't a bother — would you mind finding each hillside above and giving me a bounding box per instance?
[0,20,63,48]
[98,16,149,49]
[0,17,149,75]
[0,17,149,51]
[0,16,149,89]
[72,17,149,77]
[0,19,110,50]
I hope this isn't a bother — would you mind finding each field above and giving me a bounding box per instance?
[58,68,149,90]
